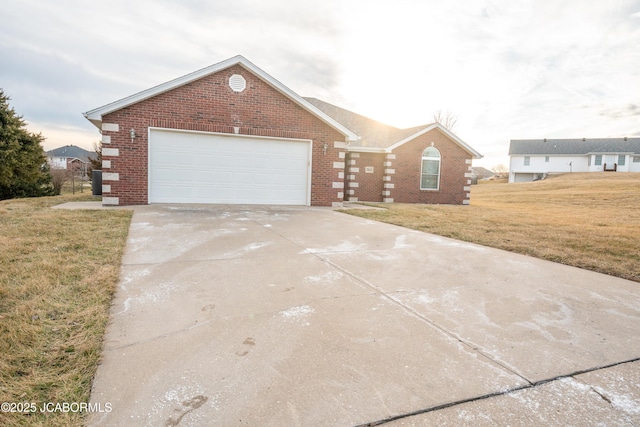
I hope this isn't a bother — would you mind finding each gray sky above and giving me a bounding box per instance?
[2,0,639,167]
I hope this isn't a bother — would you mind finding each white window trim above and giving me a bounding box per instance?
[420,147,441,191]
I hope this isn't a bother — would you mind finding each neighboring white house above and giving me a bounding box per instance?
[508,138,640,183]
[46,145,92,170]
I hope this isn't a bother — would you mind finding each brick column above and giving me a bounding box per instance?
[382,153,396,202]
[332,141,348,207]
[347,152,360,201]
[100,122,120,206]
[463,159,473,205]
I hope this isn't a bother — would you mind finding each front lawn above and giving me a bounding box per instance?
[342,173,640,283]
[0,194,132,426]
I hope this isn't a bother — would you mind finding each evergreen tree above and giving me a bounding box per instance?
[0,89,53,200]
[88,141,102,172]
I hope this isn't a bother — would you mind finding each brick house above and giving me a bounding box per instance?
[83,55,481,207]
[305,99,482,204]
[46,145,92,170]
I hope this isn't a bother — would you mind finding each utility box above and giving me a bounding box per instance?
[92,170,102,196]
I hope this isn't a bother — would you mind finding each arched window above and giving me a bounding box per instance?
[421,147,440,190]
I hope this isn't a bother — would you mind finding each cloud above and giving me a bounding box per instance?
[0,42,140,134]
[1,0,639,164]
[600,104,640,118]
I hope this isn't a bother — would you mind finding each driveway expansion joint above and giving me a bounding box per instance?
[90,206,640,425]
[321,257,531,383]
[356,357,640,426]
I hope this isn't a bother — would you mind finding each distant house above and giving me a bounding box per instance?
[508,138,640,183]
[47,145,92,170]
[470,167,496,182]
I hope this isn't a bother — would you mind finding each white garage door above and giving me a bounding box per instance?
[149,129,311,205]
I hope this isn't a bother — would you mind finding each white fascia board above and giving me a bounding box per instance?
[385,124,437,152]
[386,123,483,159]
[586,151,635,155]
[239,60,359,142]
[83,55,247,128]
[295,99,359,142]
[82,55,359,142]
[346,146,386,153]
[515,154,588,157]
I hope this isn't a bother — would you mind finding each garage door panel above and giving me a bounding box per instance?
[232,172,254,185]
[149,130,310,205]
[214,172,233,183]
[195,170,217,182]
[195,153,218,166]
[154,185,195,200]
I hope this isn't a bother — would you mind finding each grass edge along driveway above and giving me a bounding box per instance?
[0,194,132,427]
[1,172,639,426]
[341,173,640,284]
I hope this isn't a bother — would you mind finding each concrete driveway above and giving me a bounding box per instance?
[88,205,640,426]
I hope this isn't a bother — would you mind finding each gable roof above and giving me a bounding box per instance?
[304,97,423,149]
[83,55,358,142]
[471,167,496,179]
[46,145,92,162]
[386,123,483,159]
[306,98,482,158]
[509,138,640,156]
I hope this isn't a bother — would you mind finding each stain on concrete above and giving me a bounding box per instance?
[165,395,208,426]
[236,337,256,356]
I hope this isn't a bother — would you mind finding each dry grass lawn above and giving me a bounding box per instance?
[0,194,132,427]
[343,173,640,283]
[0,173,638,425]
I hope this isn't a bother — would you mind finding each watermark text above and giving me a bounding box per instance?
[1,401,112,413]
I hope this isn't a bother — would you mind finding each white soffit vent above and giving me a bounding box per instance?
[229,74,247,92]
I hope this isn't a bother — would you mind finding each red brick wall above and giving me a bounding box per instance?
[344,152,385,202]
[100,64,346,206]
[388,128,471,204]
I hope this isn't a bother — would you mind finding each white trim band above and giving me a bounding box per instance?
[102,197,119,205]
[101,123,119,132]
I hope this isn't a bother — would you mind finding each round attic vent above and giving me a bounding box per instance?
[229,74,247,92]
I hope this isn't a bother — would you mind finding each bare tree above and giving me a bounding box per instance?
[88,141,102,172]
[492,164,509,178]
[50,168,69,195]
[432,110,458,131]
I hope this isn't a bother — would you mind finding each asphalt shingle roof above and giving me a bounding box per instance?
[471,167,495,179]
[46,145,92,162]
[304,97,433,149]
[509,138,640,156]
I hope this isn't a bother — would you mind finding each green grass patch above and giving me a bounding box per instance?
[0,194,132,426]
